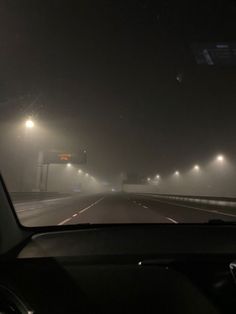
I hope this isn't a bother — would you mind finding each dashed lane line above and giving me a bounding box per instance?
[166,217,178,224]
[79,197,105,214]
[58,196,105,225]
[58,218,72,225]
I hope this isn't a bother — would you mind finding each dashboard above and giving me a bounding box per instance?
[0,225,236,313]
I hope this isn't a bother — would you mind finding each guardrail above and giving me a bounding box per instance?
[140,193,236,208]
[9,192,71,203]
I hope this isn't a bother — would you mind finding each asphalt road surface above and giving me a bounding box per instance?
[13,193,236,227]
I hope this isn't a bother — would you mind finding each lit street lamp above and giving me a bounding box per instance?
[174,171,180,176]
[156,174,160,179]
[25,119,35,129]
[67,163,71,167]
[217,155,224,162]
[147,177,151,182]
[193,165,200,171]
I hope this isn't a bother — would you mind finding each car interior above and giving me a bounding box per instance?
[0,1,236,313]
[0,176,235,314]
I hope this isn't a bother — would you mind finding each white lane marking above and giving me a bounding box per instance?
[58,218,72,225]
[166,217,178,224]
[211,210,236,218]
[16,209,28,213]
[153,199,236,218]
[58,196,105,225]
[142,205,148,209]
[79,196,105,214]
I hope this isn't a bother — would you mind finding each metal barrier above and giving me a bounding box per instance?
[9,192,71,203]
[140,193,236,208]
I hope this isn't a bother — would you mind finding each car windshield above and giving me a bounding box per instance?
[1,0,236,226]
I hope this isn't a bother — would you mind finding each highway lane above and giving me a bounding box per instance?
[15,194,105,226]
[13,192,236,226]
[132,195,236,223]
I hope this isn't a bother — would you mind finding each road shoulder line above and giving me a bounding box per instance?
[152,198,236,218]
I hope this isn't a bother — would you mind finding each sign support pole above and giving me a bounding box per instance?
[45,164,50,192]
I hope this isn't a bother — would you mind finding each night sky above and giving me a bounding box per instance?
[0,0,236,183]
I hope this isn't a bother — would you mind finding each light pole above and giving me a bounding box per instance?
[25,119,45,192]
[20,118,35,191]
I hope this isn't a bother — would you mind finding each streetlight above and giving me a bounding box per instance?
[67,163,71,167]
[156,174,160,179]
[78,169,82,174]
[217,155,224,162]
[174,171,180,176]
[193,165,200,171]
[85,173,89,177]
[25,119,34,129]
[147,177,151,182]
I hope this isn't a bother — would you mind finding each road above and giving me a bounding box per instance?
[13,193,236,227]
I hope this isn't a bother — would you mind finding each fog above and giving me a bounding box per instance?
[0,0,235,200]
[124,156,236,197]
[1,117,236,198]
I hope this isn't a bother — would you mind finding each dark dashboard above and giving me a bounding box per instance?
[0,225,236,313]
